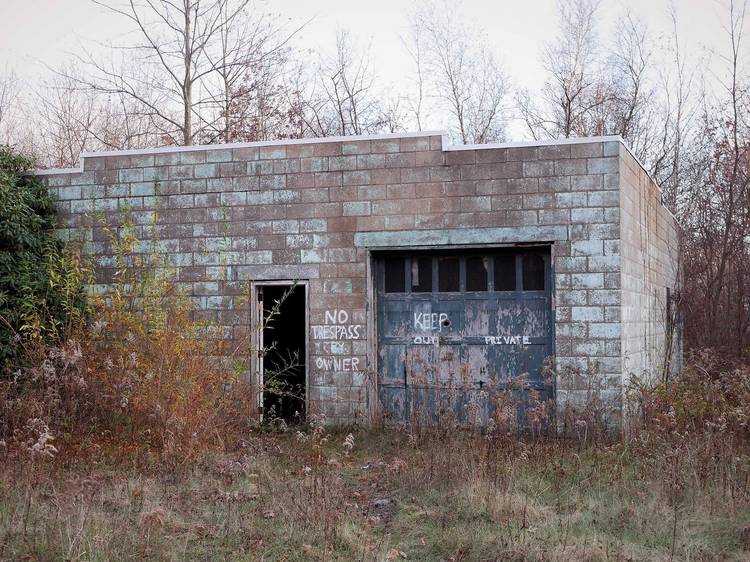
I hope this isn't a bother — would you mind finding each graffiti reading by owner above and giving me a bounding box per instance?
[312,309,363,372]
[315,356,360,372]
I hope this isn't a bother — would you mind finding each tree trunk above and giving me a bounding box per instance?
[182,1,193,145]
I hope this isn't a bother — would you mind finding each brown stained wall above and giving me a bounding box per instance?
[36,132,677,424]
[619,148,681,391]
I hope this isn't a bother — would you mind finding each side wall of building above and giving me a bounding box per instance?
[619,147,681,392]
[38,133,629,423]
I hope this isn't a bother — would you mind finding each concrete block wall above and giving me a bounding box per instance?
[36,131,679,424]
[619,148,681,387]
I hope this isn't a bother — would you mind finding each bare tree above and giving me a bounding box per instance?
[607,14,654,149]
[413,1,507,144]
[218,47,303,142]
[648,8,700,213]
[198,5,305,143]
[379,96,408,134]
[88,89,167,151]
[518,2,656,146]
[0,68,40,158]
[402,19,426,131]
[33,72,99,168]
[0,69,21,145]
[681,0,750,354]
[518,0,603,139]
[73,0,259,146]
[297,30,394,137]
[18,63,166,167]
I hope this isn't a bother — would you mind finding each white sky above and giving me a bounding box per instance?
[0,0,739,140]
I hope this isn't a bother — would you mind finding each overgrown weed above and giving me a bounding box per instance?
[3,413,747,560]
[1,195,749,560]
[0,210,255,470]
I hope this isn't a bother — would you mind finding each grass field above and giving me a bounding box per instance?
[1,426,748,561]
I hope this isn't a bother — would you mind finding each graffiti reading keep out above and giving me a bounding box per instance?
[413,312,450,331]
[410,311,532,346]
[312,309,363,372]
[412,312,450,345]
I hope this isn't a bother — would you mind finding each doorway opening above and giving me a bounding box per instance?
[258,283,306,423]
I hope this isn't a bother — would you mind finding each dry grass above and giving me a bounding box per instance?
[1,424,748,562]
[1,222,748,561]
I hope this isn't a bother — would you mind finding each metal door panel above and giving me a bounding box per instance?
[380,385,408,420]
[376,249,554,427]
[379,344,406,386]
[518,298,551,337]
[464,299,492,335]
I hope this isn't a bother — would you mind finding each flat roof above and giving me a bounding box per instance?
[31,129,676,224]
[33,130,627,176]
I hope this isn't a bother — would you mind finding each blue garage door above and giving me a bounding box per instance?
[376,248,554,426]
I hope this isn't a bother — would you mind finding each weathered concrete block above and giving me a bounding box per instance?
[555,159,587,176]
[571,208,604,223]
[572,273,605,289]
[589,322,621,339]
[194,163,218,178]
[571,240,603,257]
[40,133,679,427]
[180,151,206,164]
[588,157,618,175]
[572,306,604,322]
[206,149,233,163]
[343,201,371,216]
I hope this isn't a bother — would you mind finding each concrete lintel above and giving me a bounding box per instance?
[354,226,568,248]
[236,264,320,280]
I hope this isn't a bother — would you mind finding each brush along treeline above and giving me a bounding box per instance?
[0,146,285,466]
[0,141,748,466]
[0,206,257,466]
[0,146,748,559]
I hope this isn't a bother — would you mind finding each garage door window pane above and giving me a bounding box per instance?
[384,258,405,293]
[466,256,488,291]
[438,257,460,292]
[494,255,516,291]
[411,257,433,292]
[523,254,545,290]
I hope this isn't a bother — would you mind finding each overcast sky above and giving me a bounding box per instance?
[0,0,738,140]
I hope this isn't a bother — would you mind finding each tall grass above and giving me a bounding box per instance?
[1,208,749,559]
[0,210,256,469]
[0,385,748,561]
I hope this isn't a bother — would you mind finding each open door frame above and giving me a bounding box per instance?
[249,280,309,422]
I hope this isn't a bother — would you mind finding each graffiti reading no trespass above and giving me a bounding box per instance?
[312,310,362,340]
[312,309,363,372]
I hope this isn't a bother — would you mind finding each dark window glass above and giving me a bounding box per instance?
[466,256,488,291]
[494,255,516,291]
[438,256,460,292]
[384,257,405,293]
[411,257,433,292]
[523,254,545,290]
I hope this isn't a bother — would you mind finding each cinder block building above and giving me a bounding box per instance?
[37,131,680,425]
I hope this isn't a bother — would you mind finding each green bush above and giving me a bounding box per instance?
[0,146,87,366]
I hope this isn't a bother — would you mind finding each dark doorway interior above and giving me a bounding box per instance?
[261,284,306,422]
